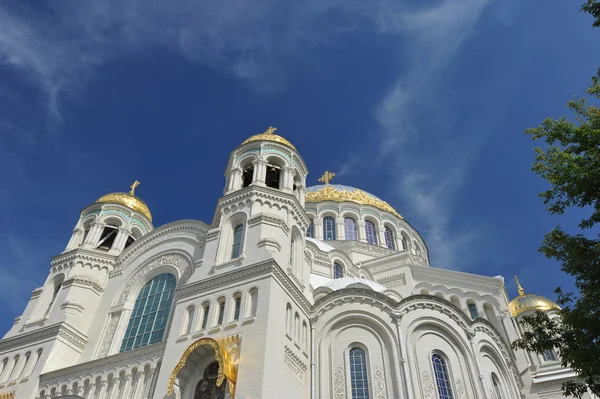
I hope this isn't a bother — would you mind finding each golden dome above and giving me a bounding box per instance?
[241,126,296,150]
[96,181,152,222]
[509,277,560,317]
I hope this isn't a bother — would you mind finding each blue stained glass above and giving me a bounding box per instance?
[401,236,408,250]
[468,303,478,320]
[365,221,378,245]
[432,354,454,399]
[543,349,557,361]
[333,263,343,279]
[231,224,244,258]
[120,273,176,352]
[323,217,336,240]
[384,227,395,249]
[306,220,314,238]
[344,218,357,240]
[349,348,369,399]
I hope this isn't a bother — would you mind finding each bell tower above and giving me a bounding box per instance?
[199,127,311,291]
[0,183,154,398]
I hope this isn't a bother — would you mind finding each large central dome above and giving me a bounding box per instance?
[305,184,402,218]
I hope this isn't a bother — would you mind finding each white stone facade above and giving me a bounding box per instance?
[0,135,589,399]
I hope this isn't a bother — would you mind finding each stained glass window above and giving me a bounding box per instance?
[365,221,378,245]
[432,354,454,399]
[401,235,408,250]
[120,273,176,352]
[492,373,503,399]
[349,348,369,399]
[344,218,357,240]
[306,220,314,238]
[323,217,336,240]
[231,224,244,259]
[468,303,478,320]
[384,227,395,249]
[333,263,343,279]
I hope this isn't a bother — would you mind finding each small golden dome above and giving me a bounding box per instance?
[509,276,560,317]
[241,126,296,150]
[96,181,152,222]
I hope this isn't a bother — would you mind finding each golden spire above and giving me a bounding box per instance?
[318,171,336,185]
[264,126,277,135]
[515,276,525,297]
[129,180,141,195]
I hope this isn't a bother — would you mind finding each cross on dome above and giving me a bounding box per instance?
[515,276,525,297]
[129,180,141,195]
[264,126,277,135]
[318,171,336,185]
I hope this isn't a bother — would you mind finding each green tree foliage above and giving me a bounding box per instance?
[511,73,600,397]
[582,0,600,26]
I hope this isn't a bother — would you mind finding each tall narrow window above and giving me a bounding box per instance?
[349,348,369,399]
[233,296,241,321]
[323,217,336,240]
[468,303,478,320]
[248,289,258,318]
[333,263,343,279]
[306,220,314,238]
[120,273,176,352]
[45,278,64,316]
[543,349,557,361]
[365,221,378,245]
[201,304,210,330]
[491,373,503,399]
[231,224,244,259]
[290,238,295,268]
[401,235,408,250]
[96,225,119,251]
[432,354,454,399]
[217,300,226,325]
[384,227,395,249]
[265,164,281,189]
[242,165,254,188]
[344,217,357,240]
[286,304,292,337]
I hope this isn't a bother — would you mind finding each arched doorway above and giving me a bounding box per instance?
[193,361,228,399]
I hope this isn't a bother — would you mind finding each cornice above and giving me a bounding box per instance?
[410,265,504,291]
[337,241,398,258]
[115,220,207,270]
[0,322,87,352]
[51,249,116,268]
[63,276,104,294]
[248,213,290,235]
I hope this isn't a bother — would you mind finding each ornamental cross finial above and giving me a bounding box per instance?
[129,180,141,195]
[264,126,277,135]
[514,276,525,297]
[318,171,336,185]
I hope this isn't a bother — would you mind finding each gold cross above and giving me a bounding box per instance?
[318,171,336,185]
[264,126,277,135]
[129,180,141,195]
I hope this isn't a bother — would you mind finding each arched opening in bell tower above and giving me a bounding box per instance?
[242,165,254,188]
[96,218,122,251]
[265,164,281,189]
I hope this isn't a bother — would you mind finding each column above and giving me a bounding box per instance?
[227,167,242,193]
[378,226,387,248]
[83,221,104,248]
[252,159,267,186]
[281,166,294,192]
[108,376,121,399]
[131,369,146,399]
[120,373,133,399]
[64,227,83,251]
[314,218,323,240]
[357,221,367,243]
[84,381,96,399]
[108,227,131,255]
[336,217,345,241]
[97,379,108,399]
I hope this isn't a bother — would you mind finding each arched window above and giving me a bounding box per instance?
[233,294,242,321]
[302,321,308,350]
[306,220,314,238]
[120,273,176,352]
[492,373,503,399]
[266,163,282,189]
[201,303,210,330]
[248,289,258,318]
[96,222,120,251]
[384,227,395,249]
[344,217,357,240]
[294,313,300,342]
[216,298,226,325]
[290,237,295,268]
[181,306,194,336]
[242,164,254,188]
[45,276,64,316]
[432,354,454,399]
[365,221,378,245]
[17,352,31,380]
[333,263,343,279]
[323,217,336,240]
[349,348,369,399]
[231,224,244,259]
[401,235,408,250]
[286,304,292,337]
[468,303,478,320]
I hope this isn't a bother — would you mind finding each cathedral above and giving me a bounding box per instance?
[0,128,587,399]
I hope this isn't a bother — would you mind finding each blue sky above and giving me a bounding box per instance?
[0,0,598,333]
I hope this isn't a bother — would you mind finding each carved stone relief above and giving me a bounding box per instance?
[422,370,435,399]
[373,365,387,399]
[98,311,121,358]
[334,367,346,399]
[455,377,466,399]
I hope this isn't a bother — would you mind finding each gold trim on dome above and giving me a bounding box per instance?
[96,192,152,222]
[0,392,14,399]
[167,336,239,398]
[241,126,297,150]
[305,185,403,218]
[509,276,561,317]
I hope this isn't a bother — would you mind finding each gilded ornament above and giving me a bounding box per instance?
[305,185,403,218]
[0,392,14,399]
[96,182,152,221]
[318,171,336,185]
[508,276,561,317]
[241,126,297,150]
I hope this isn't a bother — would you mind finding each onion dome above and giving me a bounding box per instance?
[96,180,152,222]
[509,276,560,317]
[305,183,402,219]
[241,126,296,150]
